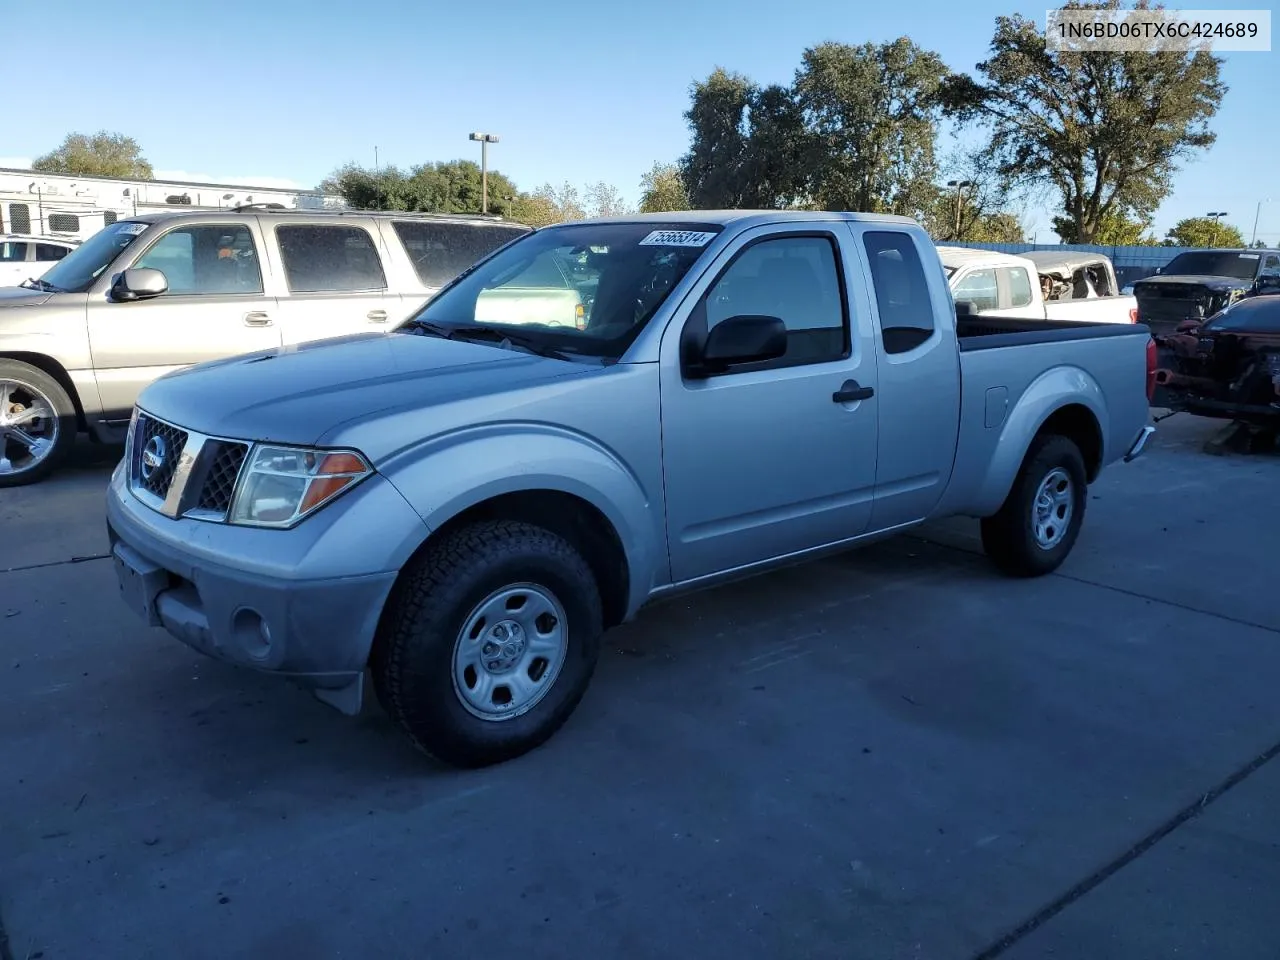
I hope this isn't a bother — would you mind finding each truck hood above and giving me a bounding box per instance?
[137,331,595,449]
[0,286,55,307]
[1135,275,1253,293]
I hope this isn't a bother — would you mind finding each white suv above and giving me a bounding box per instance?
[0,234,78,287]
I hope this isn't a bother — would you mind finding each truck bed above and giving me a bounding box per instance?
[956,314,1150,350]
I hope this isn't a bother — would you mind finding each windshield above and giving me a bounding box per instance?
[37,220,150,293]
[1161,251,1261,281]
[403,222,723,359]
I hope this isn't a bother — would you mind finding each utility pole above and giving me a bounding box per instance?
[1252,199,1271,247]
[947,179,974,240]
[1206,211,1229,247]
[469,132,500,213]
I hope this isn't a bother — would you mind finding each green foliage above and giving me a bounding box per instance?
[1055,209,1158,245]
[321,160,520,216]
[32,131,153,179]
[638,162,690,213]
[679,41,948,216]
[924,145,1024,241]
[939,0,1226,244]
[794,39,947,217]
[1164,216,1245,248]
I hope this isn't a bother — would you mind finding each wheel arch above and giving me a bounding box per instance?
[0,351,88,432]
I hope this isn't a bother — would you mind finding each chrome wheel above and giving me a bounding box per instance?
[451,582,568,721]
[0,379,59,477]
[1032,467,1073,550]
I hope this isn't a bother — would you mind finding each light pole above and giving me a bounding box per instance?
[947,179,974,240]
[469,132,500,213]
[1206,211,1229,248]
[1252,198,1271,248]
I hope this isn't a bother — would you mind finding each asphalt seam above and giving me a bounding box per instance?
[906,533,1280,637]
[968,736,1280,959]
[0,554,109,576]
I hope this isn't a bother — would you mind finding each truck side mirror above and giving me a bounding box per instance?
[690,314,787,375]
[111,267,168,302]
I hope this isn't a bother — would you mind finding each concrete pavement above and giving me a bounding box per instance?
[2,417,1278,959]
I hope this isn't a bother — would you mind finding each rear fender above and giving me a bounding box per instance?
[377,423,661,618]
[970,365,1107,516]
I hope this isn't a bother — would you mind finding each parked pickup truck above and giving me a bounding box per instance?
[106,211,1157,768]
[1134,247,1280,340]
[938,247,1138,325]
[0,208,533,486]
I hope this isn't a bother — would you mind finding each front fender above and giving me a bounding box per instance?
[970,365,1107,516]
[377,422,662,618]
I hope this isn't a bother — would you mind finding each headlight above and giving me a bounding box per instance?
[229,445,372,528]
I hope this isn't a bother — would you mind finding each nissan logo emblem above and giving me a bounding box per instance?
[140,435,167,479]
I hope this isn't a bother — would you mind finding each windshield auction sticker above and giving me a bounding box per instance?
[639,230,717,247]
[1046,8,1271,51]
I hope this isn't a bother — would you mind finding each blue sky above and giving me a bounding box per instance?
[5,0,1276,243]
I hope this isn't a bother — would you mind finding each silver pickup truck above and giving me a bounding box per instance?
[105,211,1157,768]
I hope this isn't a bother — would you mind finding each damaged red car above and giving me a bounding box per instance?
[1155,295,1280,434]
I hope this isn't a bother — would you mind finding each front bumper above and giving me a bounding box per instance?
[106,462,428,712]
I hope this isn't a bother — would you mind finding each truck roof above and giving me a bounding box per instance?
[935,245,1033,270]
[117,209,529,228]
[564,210,921,229]
[1022,251,1115,274]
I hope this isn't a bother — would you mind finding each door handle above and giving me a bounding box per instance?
[832,380,874,403]
[243,311,272,327]
[367,310,388,323]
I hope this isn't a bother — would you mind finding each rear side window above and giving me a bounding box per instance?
[862,231,937,354]
[393,220,529,287]
[276,225,387,293]
[36,244,71,261]
[1006,267,1033,308]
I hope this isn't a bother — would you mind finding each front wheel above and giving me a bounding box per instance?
[370,520,603,768]
[0,360,77,488]
[980,434,1087,578]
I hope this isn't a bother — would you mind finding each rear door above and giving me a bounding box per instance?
[269,221,394,345]
[848,225,962,532]
[86,219,281,422]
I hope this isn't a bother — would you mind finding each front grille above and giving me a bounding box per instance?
[132,414,189,500]
[196,441,248,513]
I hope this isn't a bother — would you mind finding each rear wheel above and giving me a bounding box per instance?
[370,520,603,768]
[980,434,1087,578]
[0,360,77,488]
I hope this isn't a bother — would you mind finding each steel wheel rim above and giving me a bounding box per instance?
[451,582,569,722]
[1032,467,1073,550]
[0,379,59,476]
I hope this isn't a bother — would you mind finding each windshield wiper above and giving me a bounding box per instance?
[400,317,458,340]
[450,325,580,362]
[403,319,579,362]
[19,277,60,293]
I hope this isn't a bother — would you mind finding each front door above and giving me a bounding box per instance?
[86,220,281,423]
[659,225,880,584]
[268,222,394,346]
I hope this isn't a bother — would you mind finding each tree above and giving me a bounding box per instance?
[638,162,690,212]
[679,40,948,215]
[794,39,948,218]
[1164,216,1245,248]
[679,68,756,208]
[940,0,1225,243]
[321,160,519,216]
[1058,208,1158,245]
[32,131,153,179]
[924,145,1021,241]
[583,181,632,218]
